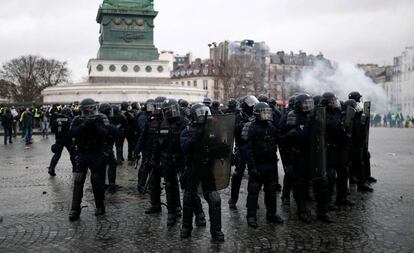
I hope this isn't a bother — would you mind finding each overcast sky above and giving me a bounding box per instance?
[0,0,413,82]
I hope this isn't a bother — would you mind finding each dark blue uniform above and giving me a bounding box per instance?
[243,120,281,224]
[180,124,223,239]
[69,113,109,216]
[228,111,251,206]
[48,114,76,175]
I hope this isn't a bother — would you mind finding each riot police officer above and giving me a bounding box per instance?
[178,99,191,120]
[48,107,76,176]
[223,98,239,114]
[99,103,120,193]
[136,99,154,193]
[348,92,374,192]
[211,100,223,115]
[320,92,343,209]
[151,99,206,227]
[136,96,165,212]
[336,99,358,206]
[280,94,332,223]
[111,105,127,164]
[279,95,297,205]
[180,103,225,241]
[69,98,109,221]
[228,95,259,209]
[202,97,212,108]
[244,102,283,228]
[348,91,377,185]
[121,102,139,162]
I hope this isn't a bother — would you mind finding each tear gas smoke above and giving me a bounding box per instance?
[296,61,388,114]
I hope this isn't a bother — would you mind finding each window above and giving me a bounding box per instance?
[193,80,198,87]
[203,80,208,90]
[214,80,219,89]
[187,81,191,86]
[181,81,184,86]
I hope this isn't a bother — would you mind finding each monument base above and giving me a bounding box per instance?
[42,58,207,104]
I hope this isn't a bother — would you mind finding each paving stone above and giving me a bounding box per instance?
[0,128,413,252]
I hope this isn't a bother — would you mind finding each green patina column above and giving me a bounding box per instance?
[97,0,159,61]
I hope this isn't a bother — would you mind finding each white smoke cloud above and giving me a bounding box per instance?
[296,61,388,114]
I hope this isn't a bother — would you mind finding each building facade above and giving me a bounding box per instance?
[393,47,414,116]
[171,59,224,101]
[267,51,331,100]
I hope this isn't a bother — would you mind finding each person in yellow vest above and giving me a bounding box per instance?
[33,104,41,129]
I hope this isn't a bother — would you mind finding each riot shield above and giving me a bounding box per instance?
[309,107,327,179]
[192,114,235,192]
[343,106,356,138]
[362,101,371,147]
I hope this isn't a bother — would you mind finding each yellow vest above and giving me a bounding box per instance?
[19,111,25,122]
[34,108,40,118]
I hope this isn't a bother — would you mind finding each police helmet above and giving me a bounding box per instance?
[288,95,297,109]
[154,97,167,114]
[257,94,269,103]
[61,107,73,117]
[203,98,212,107]
[112,105,120,114]
[348,91,362,102]
[321,92,341,109]
[80,98,98,117]
[131,102,140,110]
[313,95,322,106]
[227,98,238,109]
[240,95,259,116]
[120,101,129,111]
[268,97,277,107]
[99,103,112,117]
[179,99,189,108]
[294,94,314,113]
[162,99,180,119]
[212,100,220,109]
[190,103,212,124]
[253,102,273,121]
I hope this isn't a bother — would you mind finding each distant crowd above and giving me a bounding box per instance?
[370,113,414,128]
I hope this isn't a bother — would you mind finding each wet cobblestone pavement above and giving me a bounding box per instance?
[0,128,413,252]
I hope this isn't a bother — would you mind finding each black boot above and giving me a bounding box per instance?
[91,173,106,215]
[267,213,284,224]
[95,207,106,216]
[195,212,206,227]
[167,212,177,227]
[145,205,162,214]
[180,227,192,239]
[317,213,333,223]
[247,217,258,228]
[69,210,80,221]
[48,167,56,177]
[357,183,373,192]
[205,192,224,242]
[181,191,193,239]
[69,173,86,221]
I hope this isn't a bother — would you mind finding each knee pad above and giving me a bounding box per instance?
[248,181,260,195]
[206,191,221,208]
[73,173,86,186]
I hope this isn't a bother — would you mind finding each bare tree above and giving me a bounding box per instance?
[221,54,264,101]
[0,55,70,102]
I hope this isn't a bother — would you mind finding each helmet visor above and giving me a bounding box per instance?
[245,96,259,107]
[302,99,314,112]
[153,102,164,114]
[146,102,155,113]
[194,106,212,123]
[328,97,341,109]
[258,108,273,121]
[163,105,180,119]
[81,104,98,117]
